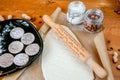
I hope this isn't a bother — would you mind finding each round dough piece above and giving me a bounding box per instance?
[42,25,94,80]
[13,53,29,66]
[8,41,24,54]
[21,33,35,45]
[0,53,14,68]
[25,43,40,56]
[10,27,24,39]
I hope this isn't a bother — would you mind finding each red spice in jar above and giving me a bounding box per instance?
[88,14,100,20]
[84,9,103,33]
[84,22,98,32]
[84,14,101,32]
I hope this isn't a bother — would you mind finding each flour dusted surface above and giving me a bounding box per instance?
[42,25,94,80]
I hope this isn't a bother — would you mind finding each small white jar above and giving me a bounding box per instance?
[66,1,86,25]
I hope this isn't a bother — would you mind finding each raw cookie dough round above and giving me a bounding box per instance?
[21,33,35,45]
[25,43,40,56]
[42,25,94,80]
[8,41,24,54]
[13,53,29,66]
[10,27,24,39]
[0,53,14,68]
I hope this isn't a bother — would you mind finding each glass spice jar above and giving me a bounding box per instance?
[83,9,104,33]
[66,1,86,25]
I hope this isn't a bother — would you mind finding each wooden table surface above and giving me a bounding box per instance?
[0,0,120,80]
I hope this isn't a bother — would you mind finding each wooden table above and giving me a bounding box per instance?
[0,0,120,80]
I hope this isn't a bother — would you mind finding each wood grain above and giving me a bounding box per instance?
[0,0,120,80]
[94,32,114,80]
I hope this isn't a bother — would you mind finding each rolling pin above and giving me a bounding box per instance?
[94,32,114,80]
[42,15,107,78]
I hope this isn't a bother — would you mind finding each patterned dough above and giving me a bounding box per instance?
[21,33,35,45]
[10,27,24,39]
[8,41,24,54]
[0,53,14,68]
[14,53,29,66]
[25,43,40,56]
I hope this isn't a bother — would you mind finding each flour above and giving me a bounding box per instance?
[42,25,94,80]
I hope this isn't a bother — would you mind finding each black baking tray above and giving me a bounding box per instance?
[0,19,43,76]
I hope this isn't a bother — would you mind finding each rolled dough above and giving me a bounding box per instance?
[42,25,94,80]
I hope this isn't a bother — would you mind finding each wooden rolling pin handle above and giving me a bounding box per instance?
[42,15,107,78]
[85,57,107,78]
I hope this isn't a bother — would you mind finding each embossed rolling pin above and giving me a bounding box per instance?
[42,15,107,78]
